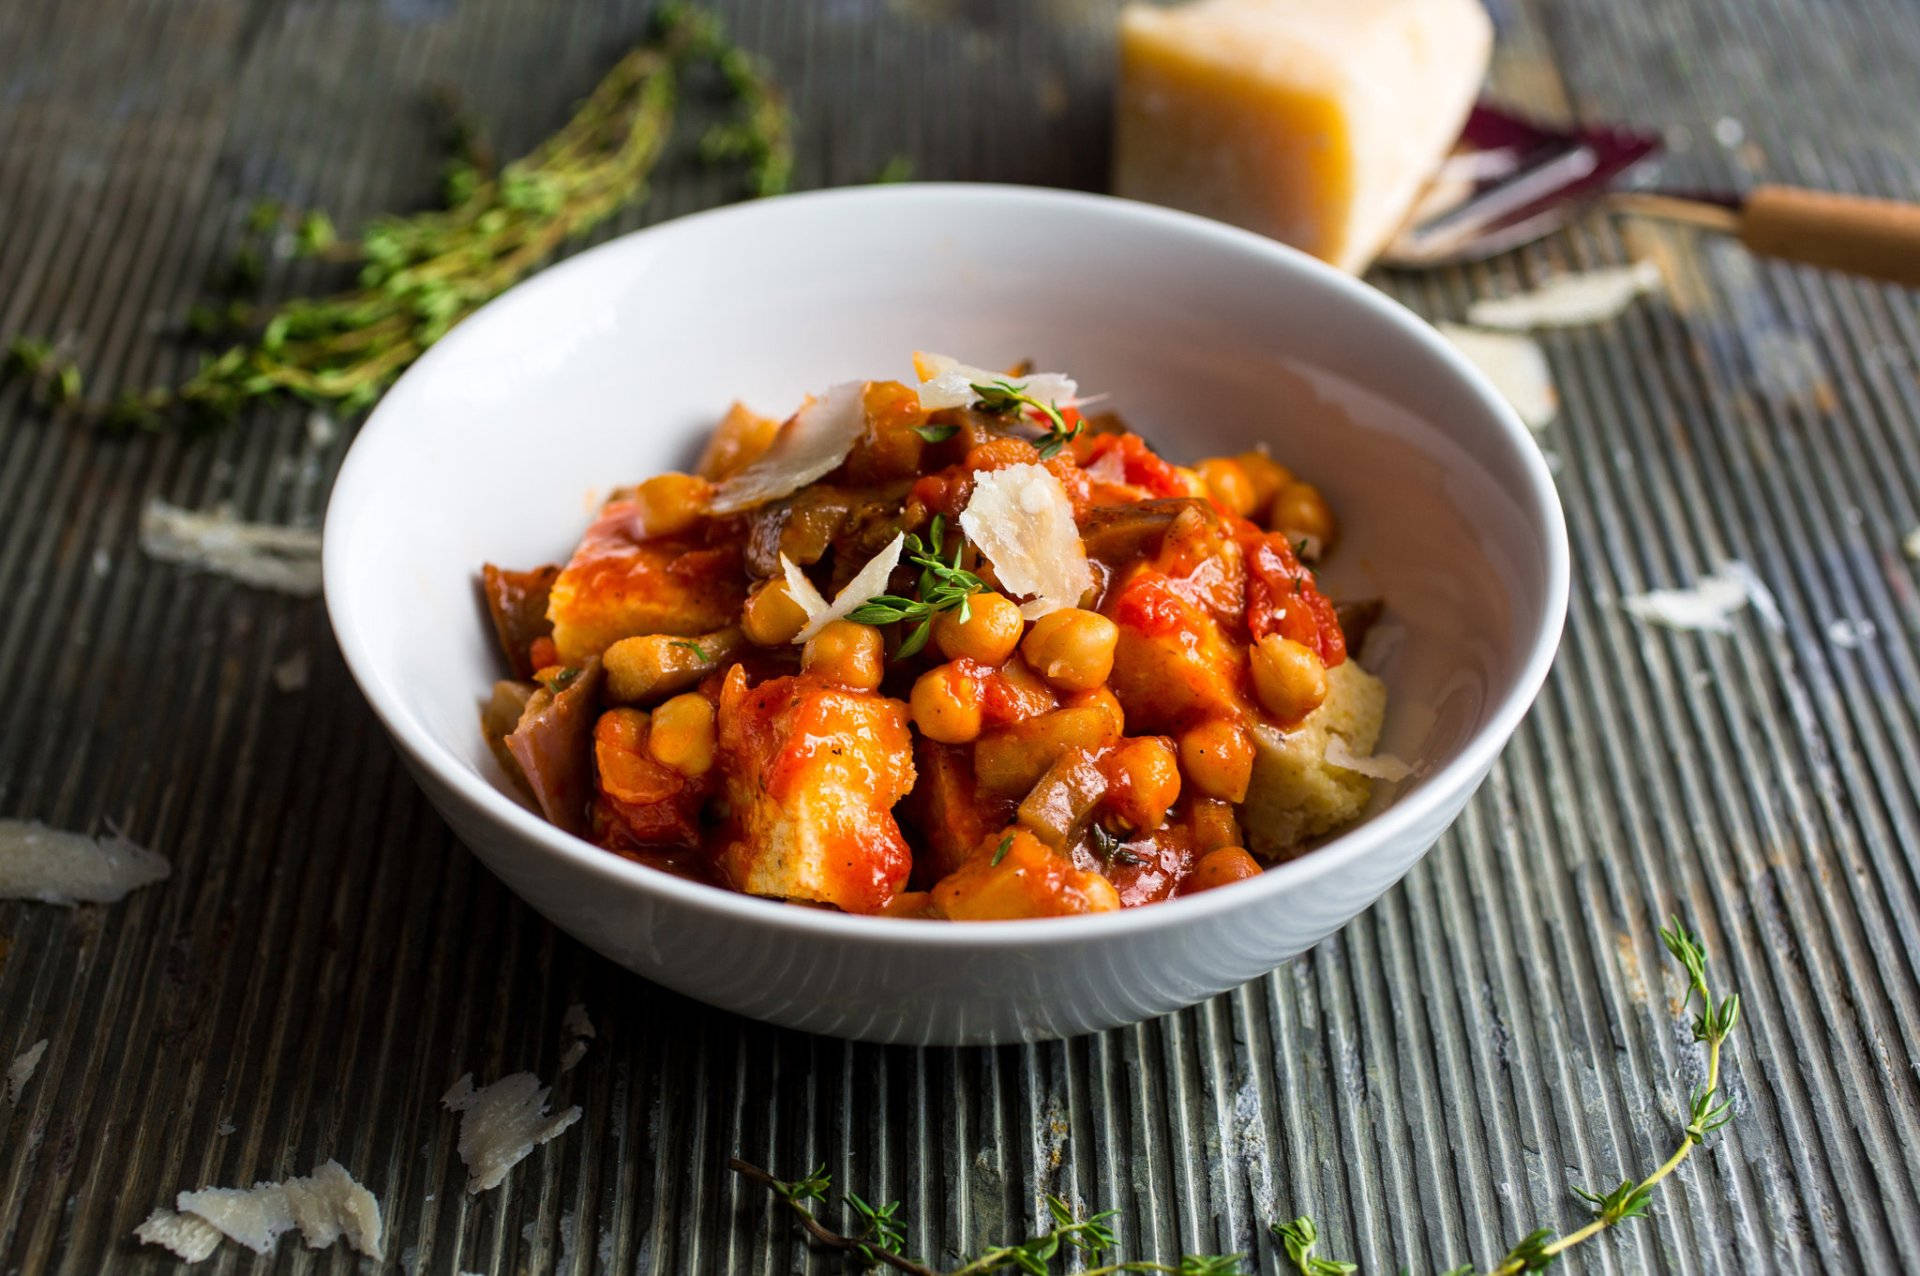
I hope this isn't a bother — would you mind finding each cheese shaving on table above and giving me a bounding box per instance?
[708,381,867,514]
[1467,260,1663,330]
[139,500,324,596]
[1903,527,1920,561]
[1435,324,1558,430]
[785,532,907,643]
[560,1003,596,1073]
[1622,561,1779,633]
[443,1072,583,1193]
[6,1039,47,1104]
[912,351,1078,411]
[0,820,170,905]
[134,1210,224,1263]
[958,465,1094,620]
[1324,736,1414,782]
[157,1160,385,1261]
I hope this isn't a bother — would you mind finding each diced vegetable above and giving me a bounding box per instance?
[503,658,604,836]
[481,563,560,678]
[602,628,744,704]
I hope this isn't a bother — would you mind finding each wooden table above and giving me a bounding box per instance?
[5,0,1919,1270]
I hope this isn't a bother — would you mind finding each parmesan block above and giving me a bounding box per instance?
[1243,659,1389,857]
[1113,0,1493,273]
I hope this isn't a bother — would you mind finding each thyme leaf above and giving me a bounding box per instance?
[969,379,1081,459]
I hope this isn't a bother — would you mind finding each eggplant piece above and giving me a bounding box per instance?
[1015,748,1109,851]
[481,563,561,678]
[503,658,604,837]
[1078,498,1212,566]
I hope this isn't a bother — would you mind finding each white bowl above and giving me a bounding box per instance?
[324,184,1567,1046]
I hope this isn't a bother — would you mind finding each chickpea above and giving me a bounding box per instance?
[934,591,1025,665]
[1020,608,1118,693]
[1189,797,1244,853]
[1066,685,1127,741]
[1103,736,1182,832]
[1250,635,1329,724]
[1179,718,1254,802]
[742,577,808,646]
[1271,480,1336,552]
[803,620,885,691]
[1195,457,1257,518]
[1189,846,1262,893]
[911,662,985,744]
[630,472,713,538]
[647,693,716,776]
[1234,450,1291,514]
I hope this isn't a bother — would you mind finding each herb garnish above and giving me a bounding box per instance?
[671,638,711,661]
[1090,823,1145,868]
[1,5,791,431]
[730,1157,1241,1275]
[548,666,582,692]
[990,834,1014,867]
[914,423,961,444]
[845,515,985,659]
[735,917,1739,1275]
[969,379,1082,460]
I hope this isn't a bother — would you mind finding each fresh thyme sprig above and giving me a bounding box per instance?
[970,380,1081,459]
[731,1158,1243,1275]
[1272,1218,1355,1276]
[1,4,790,433]
[845,515,985,659]
[1288,916,1741,1276]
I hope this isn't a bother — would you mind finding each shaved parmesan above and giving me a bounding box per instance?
[788,533,907,643]
[913,352,1078,412]
[0,820,170,906]
[709,381,867,514]
[176,1184,292,1256]
[560,1004,595,1073]
[135,1210,224,1263]
[1904,527,1920,562]
[171,1160,384,1260]
[280,1161,386,1259]
[139,500,323,596]
[959,465,1093,620]
[1467,260,1662,330]
[562,1003,595,1039]
[1324,736,1414,781]
[6,1039,46,1104]
[443,1072,582,1194]
[1435,324,1557,430]
[1623,562,1777,633]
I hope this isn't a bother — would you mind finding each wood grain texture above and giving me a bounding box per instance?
[3,0,1920,1271]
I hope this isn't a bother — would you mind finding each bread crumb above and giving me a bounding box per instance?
[443,1072,582,1193]
[0,820,170,906]
[6,1039,47,1104]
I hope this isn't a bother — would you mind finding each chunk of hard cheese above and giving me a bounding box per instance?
[1113,0,1493,273]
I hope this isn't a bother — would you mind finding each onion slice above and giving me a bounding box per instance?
[913,352,1078,412]
[709,381,867,514]
[958,464,1092,620]
[786,532,907,643]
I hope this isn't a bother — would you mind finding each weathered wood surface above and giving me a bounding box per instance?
[4,0,1920,1270]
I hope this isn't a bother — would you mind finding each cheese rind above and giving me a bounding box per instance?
[1113,0,1493,273]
